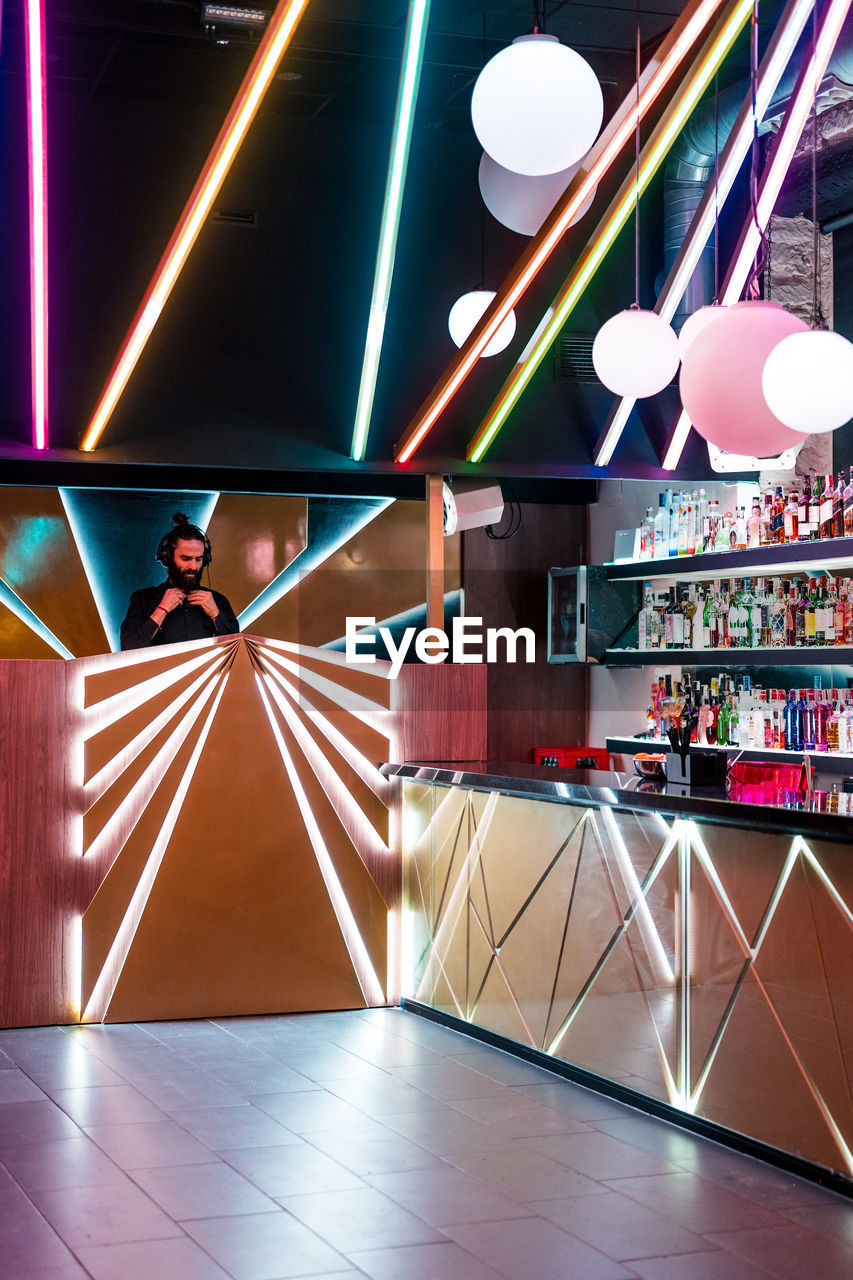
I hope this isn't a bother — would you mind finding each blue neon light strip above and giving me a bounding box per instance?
[0,576,73,658]
[350,0,431,461]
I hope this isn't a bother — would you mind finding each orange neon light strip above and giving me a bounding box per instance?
[81,0,311,452]
[393,0,727,463]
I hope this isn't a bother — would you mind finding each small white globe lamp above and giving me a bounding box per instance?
[448,290,516,357]
[478,153,596,235]
[592,309,680,397]
[762,329,853,434]
[471,34,603,176]
[677,304,728,359]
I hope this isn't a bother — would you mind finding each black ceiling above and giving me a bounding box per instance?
[0,0,849,489]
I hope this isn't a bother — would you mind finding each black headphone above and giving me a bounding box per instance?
[156,513,212,569]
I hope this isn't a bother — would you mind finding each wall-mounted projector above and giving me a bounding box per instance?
[442,480,505,535]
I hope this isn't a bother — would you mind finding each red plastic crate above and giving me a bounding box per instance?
[534,747,610,769]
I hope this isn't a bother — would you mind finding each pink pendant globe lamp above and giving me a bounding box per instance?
[679,300,808,456]
[478,152,596,235]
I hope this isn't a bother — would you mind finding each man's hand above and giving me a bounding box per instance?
[158,587,186,615]
[186,589,219,620]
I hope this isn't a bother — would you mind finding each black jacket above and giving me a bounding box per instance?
[120,582,240,650]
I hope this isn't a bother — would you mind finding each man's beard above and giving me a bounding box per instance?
[171,567,202,593]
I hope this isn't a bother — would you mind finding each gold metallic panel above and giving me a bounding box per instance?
[0,487,109,657]
[404,784,853,1178]
[206,494,308,616]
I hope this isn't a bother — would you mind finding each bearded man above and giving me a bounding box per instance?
[120,512,240,650]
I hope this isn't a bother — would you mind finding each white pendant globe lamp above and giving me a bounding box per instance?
[762,328,853,434]
[471,33,603,176]
[448,290,517,357]
[677,303,728,359]
[592,307,680,397]
[478,152,596,235]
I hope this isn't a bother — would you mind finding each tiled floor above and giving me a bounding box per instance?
[0,1008,850,1280]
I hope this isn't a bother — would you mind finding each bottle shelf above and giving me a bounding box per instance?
[605,536,853,583]
[605,735,853,775]
[602,647,853,667]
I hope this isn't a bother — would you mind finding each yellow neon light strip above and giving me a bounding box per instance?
[80,0,311,451]
[595,0,815,467]
[662,0,853,469]
[394,0,729,462]
[467,0,754,463]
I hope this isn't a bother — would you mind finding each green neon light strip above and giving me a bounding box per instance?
[468,0,753,463]
[350,0,431,461]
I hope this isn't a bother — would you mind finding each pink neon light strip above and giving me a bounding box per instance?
[663,0,853,469]
[24,0,48,449]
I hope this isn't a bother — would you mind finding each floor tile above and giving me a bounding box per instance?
[250,1090,373,1134]
[322,1075,446,1117]
[0,1185,82,1275]
[305,1124,445,1176]
[1,1137,123,1192]
[27,1179,183,1248]
[0,1101,81,1153]
[221,1142,363,1197]
[376,1109,507,1156]
[391,1062,509,1102]
[0,1068,48,1104]
[366,1165,536,1227]
[448,1092,591,1137]
[183,1209,350,1279]
[706,1222,853,1280]
[785,1200,853,1245]
[350,1240,508,1280]
[169,1104,301,1151]
[84,1119,220,1169]
[73,1235,232,1279]
[521,1129,681,1179]
[590,1113,724,1165]
[130,1160,277,1220]
[444,1214,634,1280]
[604,1170,786,1233]
[277,1186,441,1252]
[527,1188,713,1261]
[445,1141,607,1200]
[627,1253,779,1280]
[128,1070,248,1111]
[51,1084,166,1126]
[512,1081,631,1122]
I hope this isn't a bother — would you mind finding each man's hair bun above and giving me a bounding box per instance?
[173,512,190,526]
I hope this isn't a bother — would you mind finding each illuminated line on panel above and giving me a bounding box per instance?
[80,0,311,452]
[800,842,853,930]
[85,652,231,803]
[83,671,229,1021]
[69,915,83,1021]
[0,575,73,658]
[467,0,754,463]
[238,498,394,631]
[83,667,226,863]
[678,823,691,1108]
[24,0,48,449]
[750,842,800,954]
[547,831,678,1057]
[351,0,431,461]
[256,673,385,1005]
[259,646,394,738]
[59,488,120,651]
[689,827,753,955]
[261,636,394,681]
[595,0,815,467]
[83,647,228,741]
[414,792,500,1001]
[257,652,389,795]
[394,0,729,463]
[663,0,853,469]
[470,902,538,1046]
[257,659,391,859]
[599,807,674,984]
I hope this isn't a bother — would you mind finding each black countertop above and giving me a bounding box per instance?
[381,761,853,843]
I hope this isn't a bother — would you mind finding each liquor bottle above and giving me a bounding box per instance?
[703,586,715,649]
[820,474,835,539]
[770,486,785,544]
[677,504,688,556]
[717,694,729,745]
[783,491,799,543]
[805,579,817,646]
[843,579,853,646]
[734,507,748,550]
[684,583,698,649]
[826,581,838,646]
[697,490,708,548]
[727,696,739,746]
[686,504,696,556]
[827,700,840,752]
[810,473,823,540]
[654,495,668,558]
[798,475,811,541]
[844,473,853,537]
[814,582,826,648]
[671,588,686,649]
[784,690,800,752]
[747,497,761,549]
[727,579,741,648]
[640,507,655,559]
[795,583,807,647]
[639,584,652,649]
[704,499,719,552]
[668,499,678,556]
[662,588,675,649]
[716,581,730,648]
[839,699,852,753]
[770,581,786,648]
[833,470,845,539]
[760,492,774,546]
[746,578,761,648]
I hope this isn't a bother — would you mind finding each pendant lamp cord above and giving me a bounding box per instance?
[533,0,546,34]
[745,0,769,299]
[634,4,641,308]
[811,0,825,329]
[714,70,720,301]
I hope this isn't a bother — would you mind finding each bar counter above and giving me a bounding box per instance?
[382,760,853,843]
[386,758,853,1190]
